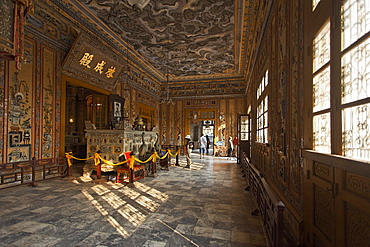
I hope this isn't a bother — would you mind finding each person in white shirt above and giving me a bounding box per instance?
[184,135,192,168]
[199,134,207,159]
[227,136,234,160]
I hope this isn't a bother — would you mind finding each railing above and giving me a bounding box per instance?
[0,157,66,189]
[241,151,295,247]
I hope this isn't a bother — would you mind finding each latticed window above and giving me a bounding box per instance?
[312,0,370,161]
[312,21,331,153]
[341,0,370,160]
[257,71,269,143]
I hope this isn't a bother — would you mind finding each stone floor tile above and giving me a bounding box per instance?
[211,228,231,241]
[0,156,268,247]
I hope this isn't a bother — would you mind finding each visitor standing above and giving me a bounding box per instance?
[205,135,211,154]
[184,135,192,168]
[227,136,234,160]
[198,133,207,158]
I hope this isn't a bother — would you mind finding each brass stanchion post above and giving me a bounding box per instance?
[147,149,157,177]
[68,152,73,177]
[175,146,180,166]
[63,151,76,181]
[94,150,106,183]
[127,152,135,187]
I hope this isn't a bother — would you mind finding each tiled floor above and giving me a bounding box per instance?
[0,154,268,247]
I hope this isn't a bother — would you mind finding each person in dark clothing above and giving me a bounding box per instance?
[205,135,210,154]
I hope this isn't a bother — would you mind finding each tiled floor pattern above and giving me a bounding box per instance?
[0,154,268,247]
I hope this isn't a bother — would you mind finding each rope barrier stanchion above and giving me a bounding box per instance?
[127,153,136,187]
[63,152,76,181]
[94,150,106,184]
[175,146,180,166]
[63,146,174,184]
[161,148,169,171]
[147,150,157,177]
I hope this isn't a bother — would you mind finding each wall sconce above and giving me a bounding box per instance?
[69,118,74,123]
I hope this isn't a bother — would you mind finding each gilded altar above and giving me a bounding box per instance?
[84,129,158,175]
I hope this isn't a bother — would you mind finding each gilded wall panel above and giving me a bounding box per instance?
[0,61,5,162]
[160,103,167,144]
[7,37,35,162]
[175,101,183,144]
[130,88,137,125]
[169,104,175,144]
[289,0,302,195]
[277,0,288,184]
[228,99,235,138]
[219,99,227,142]
[270,11,278,177]
[41,45,56,158]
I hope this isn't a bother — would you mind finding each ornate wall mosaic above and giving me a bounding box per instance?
[7,38,35,162]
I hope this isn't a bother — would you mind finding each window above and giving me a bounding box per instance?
[312,0,370,160]
[257,71,269,143]
[341,0,370,160]
[312,21,331,153]
[240,115,249,141]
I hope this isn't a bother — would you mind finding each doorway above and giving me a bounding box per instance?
[65,83,109,158]
[202,120,214,155]
[190,120,214,155]
[61,75,112,157]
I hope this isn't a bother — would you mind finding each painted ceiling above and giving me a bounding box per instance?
[77,0,236,77]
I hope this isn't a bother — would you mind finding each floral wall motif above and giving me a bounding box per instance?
[7,38,35,162]
[41,46,56,158]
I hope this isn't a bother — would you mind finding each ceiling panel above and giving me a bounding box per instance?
[78,0,235,77]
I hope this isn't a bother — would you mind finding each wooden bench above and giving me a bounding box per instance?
[241,152,296,247]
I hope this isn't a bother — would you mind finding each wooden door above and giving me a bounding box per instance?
[238,114,250,160]
[305,160,336,247]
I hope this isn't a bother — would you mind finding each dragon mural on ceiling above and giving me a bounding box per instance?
[78,0,235,77]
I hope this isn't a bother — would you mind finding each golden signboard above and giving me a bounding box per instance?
[62,33,123,91]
